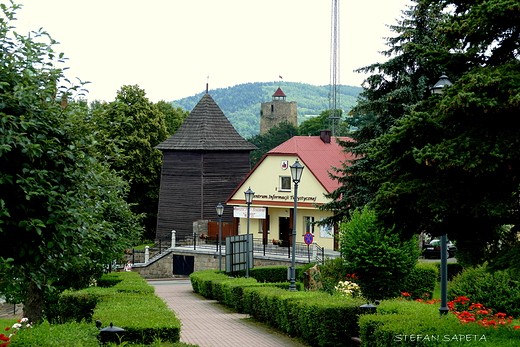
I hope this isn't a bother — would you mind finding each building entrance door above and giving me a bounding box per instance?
[279,217,291,247]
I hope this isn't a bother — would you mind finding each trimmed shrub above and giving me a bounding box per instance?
[338,209,420,300]
[96,273,123,288]
[402,262,438,299]
[44,291,98,324]
[93,293,181,344]
[193,269,365,346]
[233,266,306,283]
[9,321,99,347]
[431,262,463,281]
[358,299,519,346]
[449,264,520,317]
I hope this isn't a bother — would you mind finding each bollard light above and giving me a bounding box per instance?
[98,321,125,345]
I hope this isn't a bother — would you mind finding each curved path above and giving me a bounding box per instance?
[149,279,308,347]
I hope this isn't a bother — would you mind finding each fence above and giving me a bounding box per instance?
[182,236,327,263]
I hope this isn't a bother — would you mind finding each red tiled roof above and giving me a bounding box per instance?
[272,87,286,98]
[268,136,355,193]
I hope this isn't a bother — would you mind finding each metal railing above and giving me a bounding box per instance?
[178,236,330,263]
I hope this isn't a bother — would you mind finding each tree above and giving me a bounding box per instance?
[338,209,419,300]
[248,121,299,167]
[318,2,450,226]
[92,85,169,239]
[0,3,142,323]
[155,100,189,135]
[353,0,520,266]
[298,109,350,136]
[370,61,520,266]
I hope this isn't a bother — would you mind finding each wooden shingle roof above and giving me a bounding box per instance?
[155,93,257,151]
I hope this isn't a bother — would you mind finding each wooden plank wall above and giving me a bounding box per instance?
[156,150,251,241]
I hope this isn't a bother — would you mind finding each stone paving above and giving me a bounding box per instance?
[149,279,308,347]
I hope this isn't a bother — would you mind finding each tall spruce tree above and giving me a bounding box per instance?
[368,0,520,266]
[322,0,520,266]
[319,1,450,225]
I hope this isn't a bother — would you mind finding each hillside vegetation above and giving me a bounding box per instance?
[171,81,362,138]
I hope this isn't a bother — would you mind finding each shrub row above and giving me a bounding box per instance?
[449,264,520,317]
[190,270,365,347]
[403,262,438,299]
[358,300,519,346]
[12,272,181,346]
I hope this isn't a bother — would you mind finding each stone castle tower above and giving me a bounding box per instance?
[259,87,297,135]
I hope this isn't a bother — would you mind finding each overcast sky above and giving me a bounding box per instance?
[12,0,412,103]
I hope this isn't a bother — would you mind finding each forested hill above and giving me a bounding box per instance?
[171,82,362,138]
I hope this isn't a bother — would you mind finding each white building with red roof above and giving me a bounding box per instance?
[226,130,354,251]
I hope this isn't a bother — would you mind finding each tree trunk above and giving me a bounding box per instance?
[24,280,44,324]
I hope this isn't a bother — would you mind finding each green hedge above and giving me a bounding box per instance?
[18,272,181,346]
[93,292,180,344]
[9,321,100,347]
[433,262,464,281]
[44,291,99,324]
[190,269,364,347]
[449,265,520,317]
[403,262,438,299]
[358,300,519,346]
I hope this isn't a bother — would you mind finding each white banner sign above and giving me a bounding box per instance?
[233,206,266,219]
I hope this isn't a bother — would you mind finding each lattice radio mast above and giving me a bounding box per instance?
[328,0,340,136]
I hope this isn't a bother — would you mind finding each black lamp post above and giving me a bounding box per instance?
[244,187,254,278]
[289,159,304,291]
[216,203,224,273]
[439,234,449,316]
[430,74,452,316]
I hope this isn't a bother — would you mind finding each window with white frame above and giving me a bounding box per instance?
[280,176,291,191]
[304,216,315,234]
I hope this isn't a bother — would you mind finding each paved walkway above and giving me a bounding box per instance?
[149,279,308,347]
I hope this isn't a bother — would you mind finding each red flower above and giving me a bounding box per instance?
[513,326,520,330]
[401,292,411,297]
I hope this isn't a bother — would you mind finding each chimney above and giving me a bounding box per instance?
[320,130,331,144]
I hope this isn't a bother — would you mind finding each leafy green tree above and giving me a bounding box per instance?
[338,209,419,300]
[248,121,299,167]
[156,100,189,135]
[298,109,350,136]
[92,85,169,239]
[0,3,142,323]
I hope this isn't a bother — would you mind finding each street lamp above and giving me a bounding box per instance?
[439,234,449,316]
[431,72,452,316]
[244,187,254,278]
[216,203,224,273]
[289,159,304,291]
[430,74,453,95]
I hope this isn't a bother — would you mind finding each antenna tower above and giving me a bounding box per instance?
[328,0,340,136]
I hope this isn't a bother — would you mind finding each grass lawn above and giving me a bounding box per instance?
[0,318,21,328]
[132,242,155,250]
